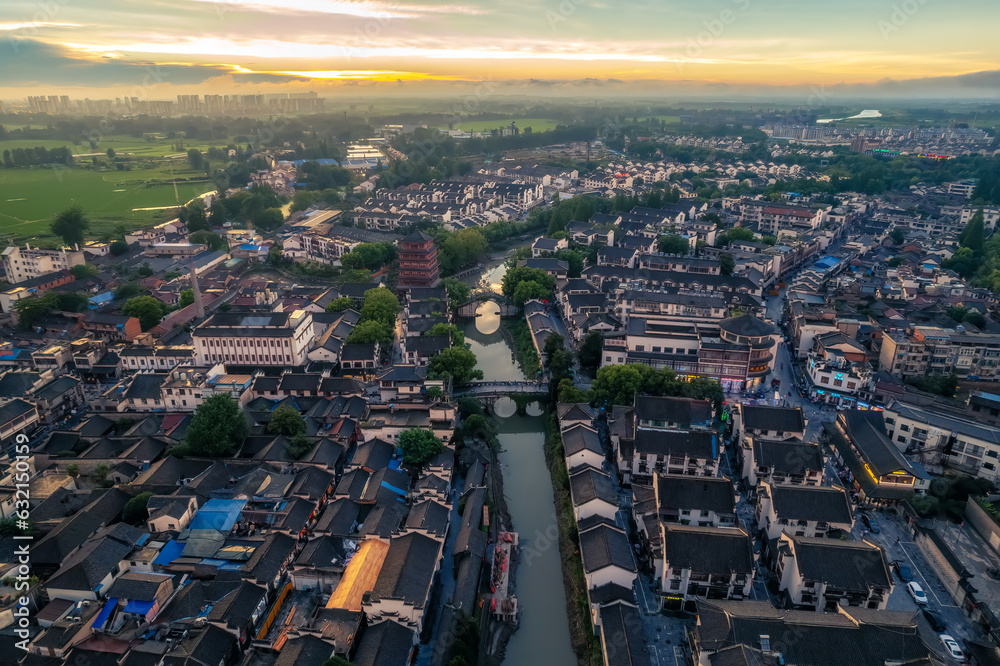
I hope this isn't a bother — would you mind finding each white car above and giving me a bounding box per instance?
[907,581,929,605]
[939,635,964,662]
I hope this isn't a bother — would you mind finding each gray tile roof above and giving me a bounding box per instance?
[741,405,805,433]
[663,524,752,575]
[367,532,441,606]
[599,602,653,666]
[569,467,619,508]
[768,484,853,524]
[353,619,415,666]
[656,474,735,514]
[787,535,892,591]
[579,523,636,574]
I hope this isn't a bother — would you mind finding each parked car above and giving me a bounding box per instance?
[908,582,929,605]
[861,514,881,533]
[894,561,913,582]
[939,635,964,662]
[922,608,947,632]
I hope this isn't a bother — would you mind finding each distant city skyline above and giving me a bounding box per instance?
[2,0,1000,99]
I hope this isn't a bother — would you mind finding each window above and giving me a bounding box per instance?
[897,435,907,443]
[636,345,645,352]
[820,376,829,384]
[833,379,843,387]
[652,347,661,353]
[900,424,910,432]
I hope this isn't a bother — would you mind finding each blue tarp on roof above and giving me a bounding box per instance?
[153,539,185,566]
[123,600,155,615]
[189,498,246,531]
[89,292,115,306]
[814,256,840,269]
[380,481,407,496]
[93,598,118,630]
[292,158,340,167]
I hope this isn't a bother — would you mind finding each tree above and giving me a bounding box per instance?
[428,347,483,384]
[340,242,396,271]
[267,405,306,437]
[578,330,604,371]
[178,289,195,309]
[187,148,203,170]
[556,249,585,278]
[658,234,690,255]
[190,230,227,251]
[110,240,129,256]
[346,320,393,347]
[502,266,554,300]
[458,397,484,417]
[590,364,652,408]
[94,463,111,487]
[906,373,959,398]
[106,148,115,160]
[436,228,489,275]
[887,256,906,268]
[716,226,754,247]
[65,463,80,479]
[426,323,465,346]
[14,292,58,329]
[889,228,906,245]
[122,296,166,331]
[286,434,315,460]
[461,414,496,441]
[70,263,98,279]
[512,280,551,305]
[254,207,285,232]
[183,394,249,456]
[57,292,90,312]
[50,206,90,246]
[398,428,445,467]
[114,282,142,300]
[761,235,777,246]
[323,655,352,666]
[123,491,153,525]
[557,378,589,403]
[326,296,354,313]
[959,209,986,256]
[443,277,470,307]
[719,253,736,276]
[360,287,401,327]
[543,333,565,365]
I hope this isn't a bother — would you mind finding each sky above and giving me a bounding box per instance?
[2,0,999,99]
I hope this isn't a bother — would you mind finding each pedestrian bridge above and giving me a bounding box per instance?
[454,380,548,405]
[455,290,520,318]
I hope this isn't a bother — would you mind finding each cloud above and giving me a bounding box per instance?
[0,39,232,87]
[63,36,680,63]
[0,22,80,31]
[183,0,486,19]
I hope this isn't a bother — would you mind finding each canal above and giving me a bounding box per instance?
[462,259,576,666]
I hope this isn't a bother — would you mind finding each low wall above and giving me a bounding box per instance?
[966,495,1000,556]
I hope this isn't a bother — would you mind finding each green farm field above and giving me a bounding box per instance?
[0,164,214,243]
[0,135,225,158]
[440,118,560,132]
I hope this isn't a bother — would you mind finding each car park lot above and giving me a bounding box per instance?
[851,507,986,651]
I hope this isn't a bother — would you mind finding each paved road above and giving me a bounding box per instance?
[848,509,987,651]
